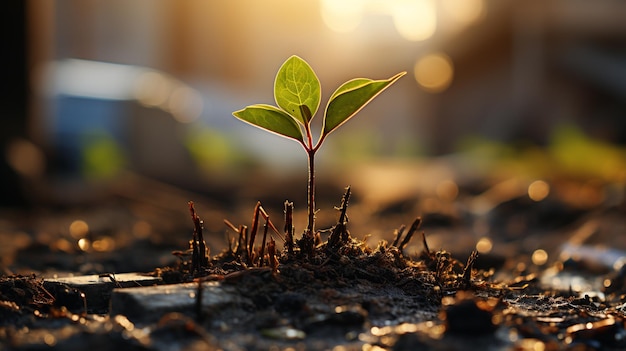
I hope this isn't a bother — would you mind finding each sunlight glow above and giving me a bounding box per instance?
[392,0,436,41]
[320,0,363,33]
[320,0,436,41]
[441,0,485,26]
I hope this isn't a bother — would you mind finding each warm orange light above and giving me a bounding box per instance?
[528,180,550,202]
[532,249,548,266]
[92,237,115,252]
[69,220,89,239]
[476,237,493,254]
[77,238,90,252]
[414,53,454,93]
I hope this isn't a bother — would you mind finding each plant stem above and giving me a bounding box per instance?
[302,121,316,237]
[307,148,315,235]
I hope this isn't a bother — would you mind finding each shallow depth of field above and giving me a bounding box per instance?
[1,2,626,350]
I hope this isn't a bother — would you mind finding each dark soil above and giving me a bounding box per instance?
[1,169,626,350]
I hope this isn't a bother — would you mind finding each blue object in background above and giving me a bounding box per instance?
[51,96,126,176]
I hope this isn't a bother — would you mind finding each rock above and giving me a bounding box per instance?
[44,273,162,313]
[109,282,255,325]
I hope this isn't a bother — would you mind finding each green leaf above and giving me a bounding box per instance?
[322,72,406,137]
[274,55,321,125]
[233,104,304,143]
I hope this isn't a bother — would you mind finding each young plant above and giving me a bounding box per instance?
[233,55,405,239]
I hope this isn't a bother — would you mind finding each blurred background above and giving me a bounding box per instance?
[1,0,626,274]
[5,0,626,200]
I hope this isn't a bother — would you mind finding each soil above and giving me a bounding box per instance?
[1,165,626,350]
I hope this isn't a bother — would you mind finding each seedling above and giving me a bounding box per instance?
[233,55,405,240]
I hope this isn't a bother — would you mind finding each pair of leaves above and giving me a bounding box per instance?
[233,55,405,149]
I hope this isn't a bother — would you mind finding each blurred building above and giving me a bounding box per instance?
[2,0,623,203]
[428,1,626,152]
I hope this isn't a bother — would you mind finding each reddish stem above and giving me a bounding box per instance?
[307,148,315,236]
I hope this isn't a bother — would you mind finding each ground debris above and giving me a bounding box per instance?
[3,177,626,350]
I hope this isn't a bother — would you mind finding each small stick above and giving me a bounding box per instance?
[248,202,262,265]
[392,225,406,247]
[224,220,246,257]
[258,205,284,242]
[191,236,199,274]
[189,202,200,274]
[198,219,208,267]
[268,236,277,272]
[338,186,350,225]
[236,225,245,256]
[190,201,209,268]
[461,250,478,288]
[195,279,204,323]
[329,186,351,247]
[240,225,248,258]
[421,231,430,255]
[284,201,294,255]
[223,219,238,233]
[399,217,422,253]
[258,220,269,267]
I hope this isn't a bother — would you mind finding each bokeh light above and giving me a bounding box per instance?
[414,53,454,93]
[168,86,204,124]
[392,0,437,41]
[92,237,115,252]
[81,133,126,179]
[528,180,550,202]
[134,71,171,108]
[69,220,89,239]
[476,237,493,254]
[531,249,548,266]
[5,138,45,178]
[320,0,363,33]
[77,238,91,252]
